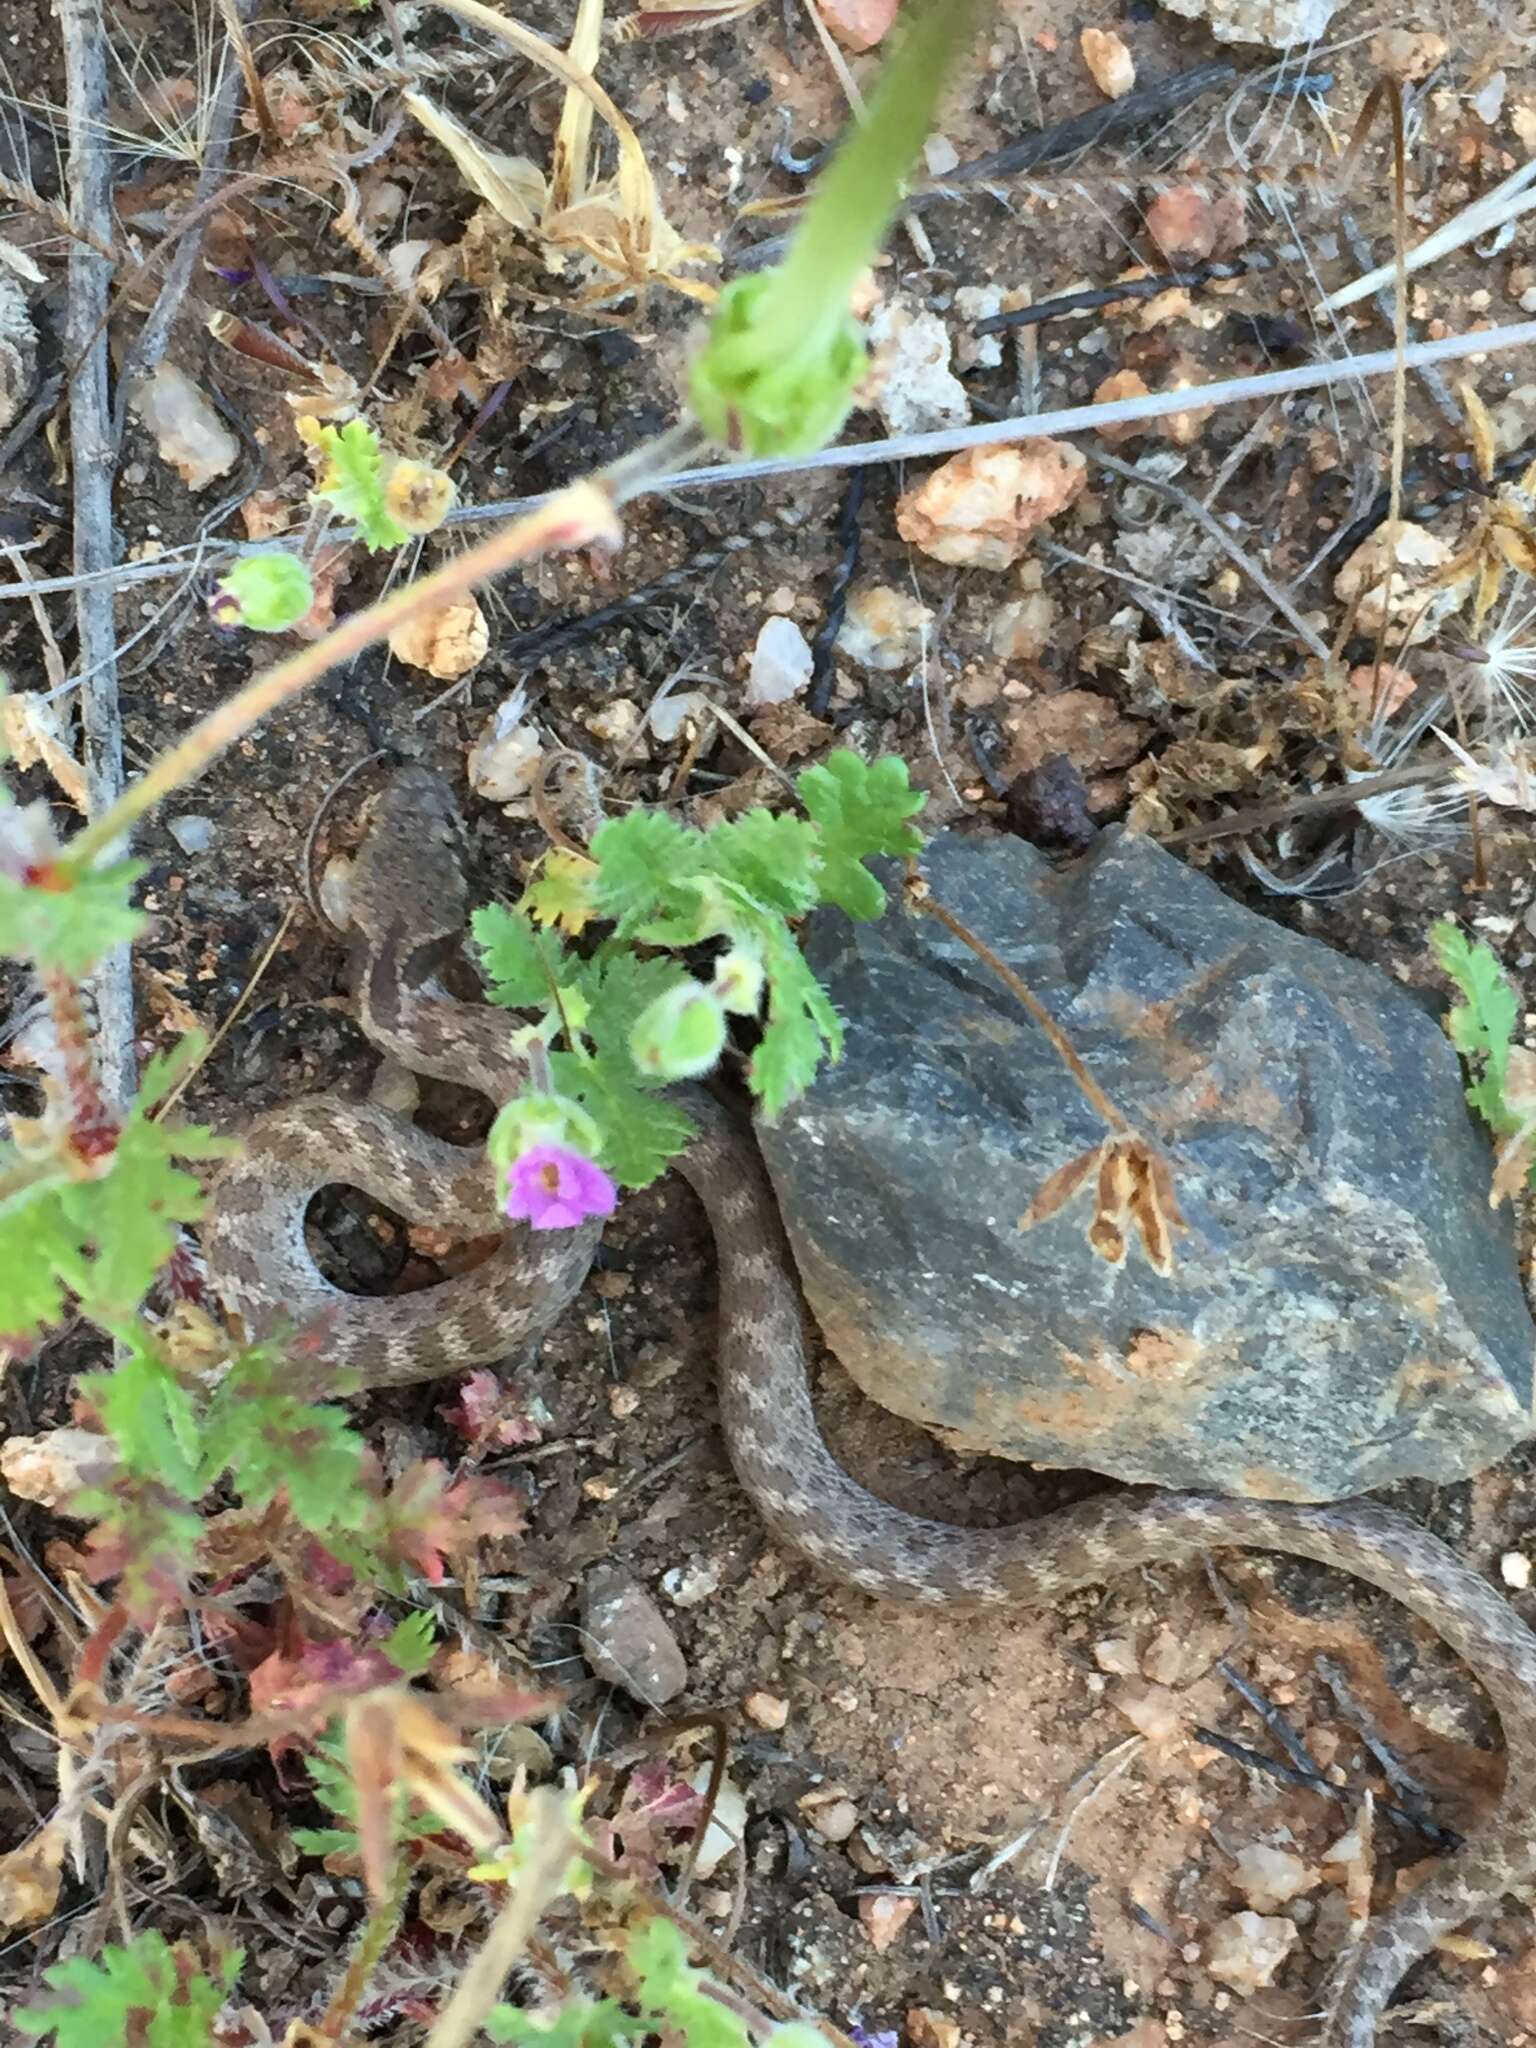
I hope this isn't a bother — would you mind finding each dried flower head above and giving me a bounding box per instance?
[1022,1133,1187,1276]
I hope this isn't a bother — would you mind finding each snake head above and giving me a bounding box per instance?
[349,765,473,970]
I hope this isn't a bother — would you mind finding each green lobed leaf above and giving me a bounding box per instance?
[749,919,843,1122]
[82,1343,207,1498]
[0,1177,76,1337]
[0,858,146,976]
[473,903,570,1010]
[703,809,821,918]
[17,1934,240,2048]
[1,1049,226,1342]
[303,418,409,550]
[569,948,696,1051]
[798,750,926,920]
[381,1610,439,1676]
[548,1046,695,1189]
[1431,918,1519,1132]
[589,812,705,939]
[57,1066,227,1323]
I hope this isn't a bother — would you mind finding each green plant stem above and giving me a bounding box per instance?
[63,480,619,871]
[772,0,982,330]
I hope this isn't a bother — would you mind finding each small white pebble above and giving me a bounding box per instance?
[661,1560,721,1608]
[167,814,214,855]
[1501,1550,1532,1589]
[743,1692,789,1731]
[809,1798,859,1843]
[746,616,813,705]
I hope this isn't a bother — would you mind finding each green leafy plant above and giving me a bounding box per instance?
[1,1037,226,1343]
[475,749,925,1192]
[1432,919,1518,1128]
[487,1917,822,2048]
[292,1712,449,1861]
[17,1933,241,2048]
[1432,918,1536,1202]
[297,416,456,550]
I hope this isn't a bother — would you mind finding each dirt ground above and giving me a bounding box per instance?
[5,0,1536,2042]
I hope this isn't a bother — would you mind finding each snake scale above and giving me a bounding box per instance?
[204,766,1536,2048]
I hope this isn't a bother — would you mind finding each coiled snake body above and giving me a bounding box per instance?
[205,768,1536,2048]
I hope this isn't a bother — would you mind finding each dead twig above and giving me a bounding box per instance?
[1084,446,1330,663]
[59,0,133,1112]
[423,1791,576,2048]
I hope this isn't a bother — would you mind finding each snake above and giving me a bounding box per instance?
[203,764,1536,2048]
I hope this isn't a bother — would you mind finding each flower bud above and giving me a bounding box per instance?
[712,947,765,1016]
[487,1090,601,1176]
[210,552,314,633]
[629,982,728,1081]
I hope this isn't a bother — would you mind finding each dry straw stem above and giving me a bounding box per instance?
[423,1790,575,2048]
[903,866,1128,1133]
[413,0,716,298]
[64,478,625,871]
[1323,155,1536,313]
[627,320,1536,499]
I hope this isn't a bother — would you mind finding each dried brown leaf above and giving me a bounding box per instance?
[1020,1146,1098,1229]
[0,693,85,809]
[0,1819,66,1929]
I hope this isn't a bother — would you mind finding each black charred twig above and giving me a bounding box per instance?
[807,466,867,718]
[60,0,133,1112]
[504,537,759,666]
[926,63,1238,189]
[1194,1726,1460,1850]
[1218,1657,1324,1777]
[1314,1655,1439,1821]
[973,258,1265,336]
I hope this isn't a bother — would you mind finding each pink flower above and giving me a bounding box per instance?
[504,1143,616,1231]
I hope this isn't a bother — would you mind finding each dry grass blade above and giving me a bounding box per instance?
[418,0,716,304]
[346,1689,505,1904]
[1322,156,1536,313]
[404,91,543,234]
[552,0,605,216]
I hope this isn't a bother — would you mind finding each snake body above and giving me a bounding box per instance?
[205,768,1536,2048]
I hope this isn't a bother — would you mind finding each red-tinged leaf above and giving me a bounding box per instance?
[249,1635,401,1726]
[381,1462,527,1583]
[439,1369,541,1452]
[603,1757,709,1879]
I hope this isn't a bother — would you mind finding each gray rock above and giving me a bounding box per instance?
[1157,0,1341,50]
[580,1568,688,1705]
[758,828,1534,1500]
